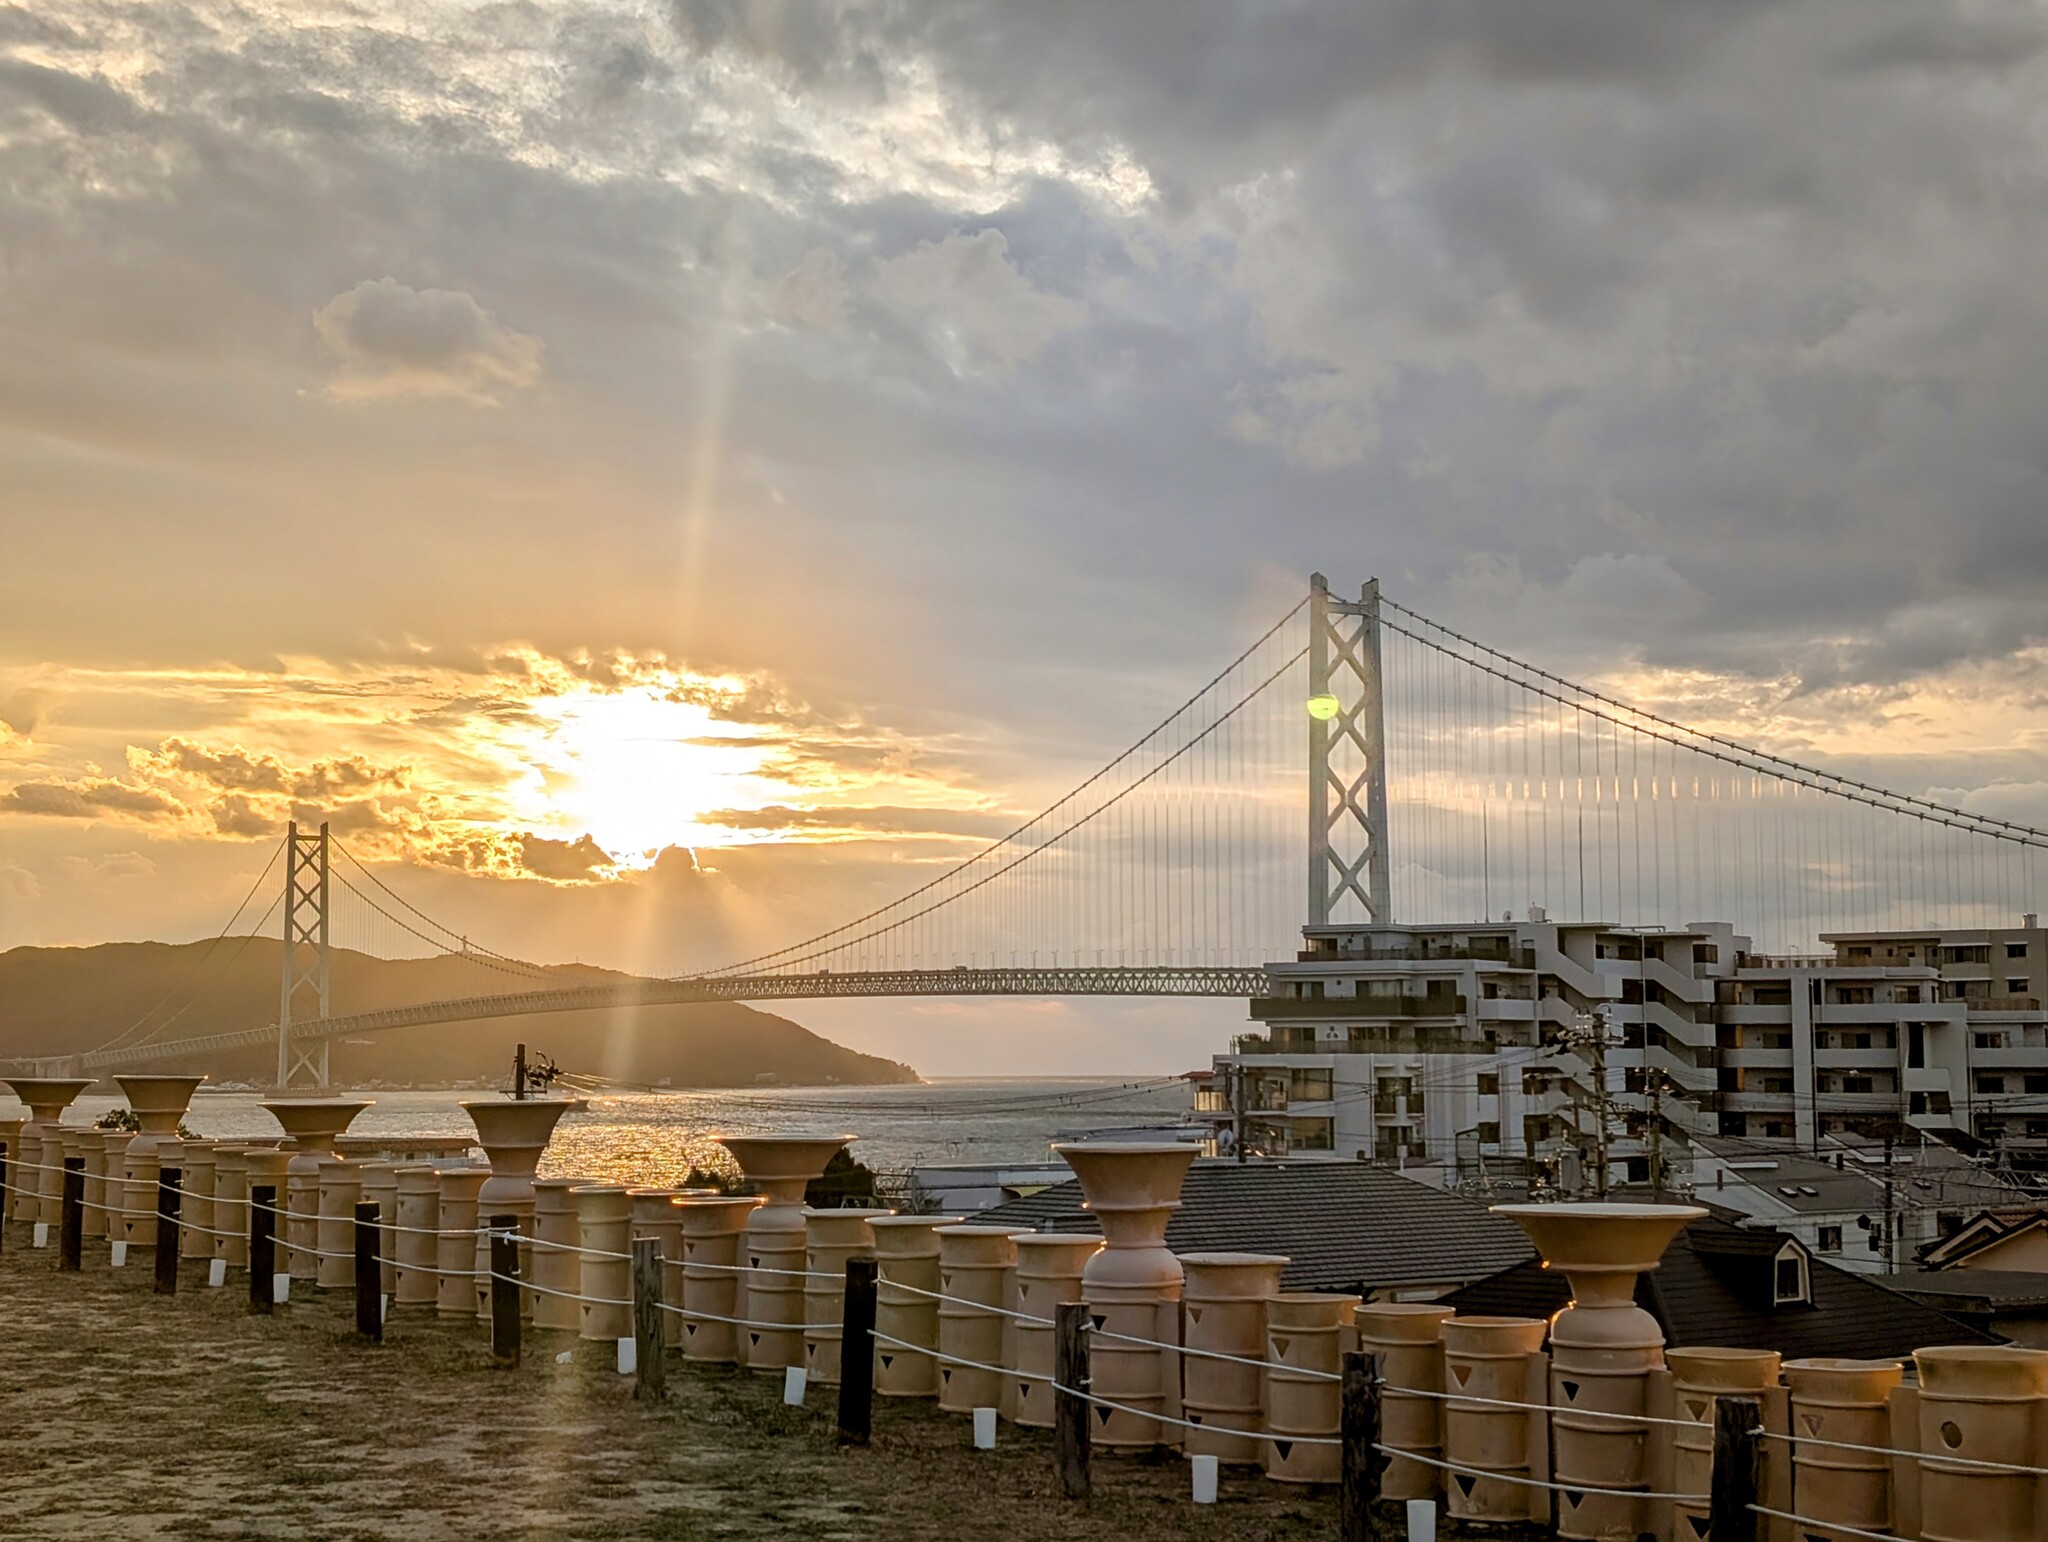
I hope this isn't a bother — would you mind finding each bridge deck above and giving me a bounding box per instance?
[75,966,1273,1072]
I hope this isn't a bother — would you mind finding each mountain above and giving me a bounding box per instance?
[0,939,920,1088]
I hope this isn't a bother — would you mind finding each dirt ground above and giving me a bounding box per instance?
[0,1229,1345,1542]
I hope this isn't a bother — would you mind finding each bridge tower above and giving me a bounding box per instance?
[1307,574,1393,927]
[276,820,333,1090]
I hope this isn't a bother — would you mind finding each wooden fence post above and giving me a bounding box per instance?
[1341,1349,1385,1542]
[249,1183,276,1315]
[488,1213,520,1368]
[0,1145,9,1254]
[1708,1394,1762,1542]
[354,1201,382,1341]
[59,1158,84,1271]
[633,1236,665,1400]
[1055,1301,1092,1501]
[837,1257,877,1446]
[154,1168,182,1296]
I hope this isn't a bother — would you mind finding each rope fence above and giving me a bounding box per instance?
[19,1152,2048,1542]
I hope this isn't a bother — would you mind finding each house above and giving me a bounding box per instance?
[1444,1213,1996,1359]
[969,1158,1536,1298]
[1878,1270,2048,1347]
[1689,1133,2030,1274]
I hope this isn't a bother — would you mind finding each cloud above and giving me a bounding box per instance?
[514,833,617,882]
[875,230,1086,371]
[772,249,851,333]
[0,777,185,821]
[313,279,544,403]
[60,849,155,882]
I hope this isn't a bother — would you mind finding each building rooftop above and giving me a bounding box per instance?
[968,1159,1536,1294]
[1881,1269,2048,1312]
[1445,1214,1996,1358]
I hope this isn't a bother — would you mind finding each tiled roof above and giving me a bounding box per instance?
[969,1159,1536,1293]
[1445,1215,1999,1358]
[1882,1269,2048,1311]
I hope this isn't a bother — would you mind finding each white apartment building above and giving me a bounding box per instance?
[1200,914,2048,1188]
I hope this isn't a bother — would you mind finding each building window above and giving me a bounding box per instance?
[1816,1226,1842,1254]
[1976,1033,2009,1050]
[1977,1073,2007,1095]
[1477,1073,1499,1096]
[1477,1122,1500,1144]
[2009,943,2030,959]
[1774,1243,1810,1305]
[2009,979,2031,996]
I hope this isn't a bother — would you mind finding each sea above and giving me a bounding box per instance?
[55,1077,1196,1187]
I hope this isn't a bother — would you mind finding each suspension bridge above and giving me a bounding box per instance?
[38,574,2048,1088]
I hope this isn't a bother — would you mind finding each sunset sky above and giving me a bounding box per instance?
[5,3,2048,1073]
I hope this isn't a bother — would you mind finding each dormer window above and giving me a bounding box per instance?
[1773,1240,1812,1306]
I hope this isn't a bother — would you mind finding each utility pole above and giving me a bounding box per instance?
[1881,1135,1896,1273]
[1648,1070,1666,1203]
[1231,1060,1247,1164]
[1589,1021,1612,1201]
[513,1043,528,1102]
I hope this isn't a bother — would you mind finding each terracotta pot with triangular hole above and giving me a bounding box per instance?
[1356,1302,1456,1499]
[867,1215,966,1399]
[262,1098,371,1279]
[1180,1252,1288,1467]
[676,1195,765,1364]
[573,1184,634,1343]
[1782,1358,1903,1539]
[1665,1347,1781,1540]
[4,1078,94,1228]
[177,1141,219,1262]
[934,1225,1017,1416]
[1054,1141,1199,1450]
[1440,1314,1550,1520]
[715,1134,853,1372]
[1006,1232,1101,1425]
[112,1075,206,1252]
[802,1208,889,1386]
[0,1118,22,1223]
[1263,1291,1360,1482]
[1492,1202,1703,1540]
[435,1167,490,1316]
[530,1176,591,1332]
[314,1157,366,1290]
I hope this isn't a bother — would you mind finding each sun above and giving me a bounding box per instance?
[510,685,782,865]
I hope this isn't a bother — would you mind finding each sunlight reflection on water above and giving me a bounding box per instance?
[58,1079,1192,1184]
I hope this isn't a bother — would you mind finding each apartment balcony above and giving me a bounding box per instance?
[1248,994,1468,1021]
[1720,1005,1797,1025]
[1717,1048,1795,1069]
[1812,1048,1901,1069]
[1970,1046,2048,1067]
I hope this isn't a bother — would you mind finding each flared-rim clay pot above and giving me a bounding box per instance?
[1491,1203,1703,1542]
[714,1134,854,1372]
[4,1077,94,1220]
[4,1076,95,1123]
[675,1195,766,1365]
[461,1099,571,1215]
[1048,1146,1196,1449]
[1054,1142,1197,1301]
[115,1075,207,1135]
[262,1099,372,1162]
[714,1133,854,1205]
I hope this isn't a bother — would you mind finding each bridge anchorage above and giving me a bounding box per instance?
[52,570,2047,1102]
